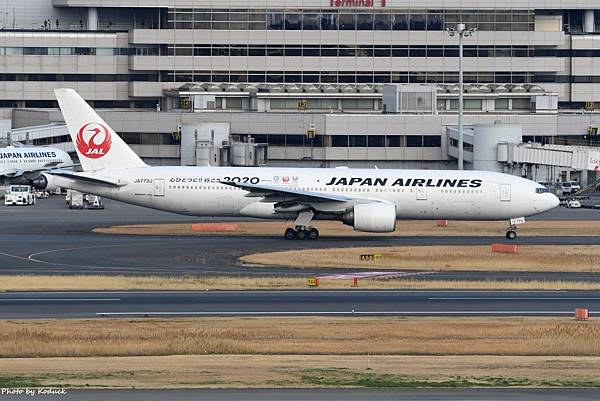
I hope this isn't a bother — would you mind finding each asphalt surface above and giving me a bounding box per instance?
[1,197,600,279]
[1,199,599,399]
[1,388,599,401]
[0,289,598,319]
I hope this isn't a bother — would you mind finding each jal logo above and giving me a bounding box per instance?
[282,176,290,183]
[76,123,112,159]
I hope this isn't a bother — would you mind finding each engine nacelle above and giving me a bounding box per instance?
[342,203,397,233]
[30,173,56,192]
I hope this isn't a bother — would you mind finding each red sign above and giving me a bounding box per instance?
[76,122,112,159]
[330,0,386,7]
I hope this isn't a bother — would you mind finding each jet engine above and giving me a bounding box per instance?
[29,173,56,192]
[342,203,396,232]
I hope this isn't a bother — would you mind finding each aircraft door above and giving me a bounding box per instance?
[416,186,427,200]
[154,179,165,197]
[500,184,511,202]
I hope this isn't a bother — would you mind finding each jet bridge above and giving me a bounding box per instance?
[447,123,600,185]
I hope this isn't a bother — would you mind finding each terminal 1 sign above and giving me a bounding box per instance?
[330,0,387,7]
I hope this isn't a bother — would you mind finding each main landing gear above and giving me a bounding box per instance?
[285,226,319,240]
[284,210,319,240]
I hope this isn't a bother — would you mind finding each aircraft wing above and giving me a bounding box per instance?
[0,163,78,179]
[0,168,18,178]
[221,181,352,203]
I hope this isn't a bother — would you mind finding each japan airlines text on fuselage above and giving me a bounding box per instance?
[0,146,72,183]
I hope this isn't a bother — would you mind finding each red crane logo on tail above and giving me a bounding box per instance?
[76,123,112,159]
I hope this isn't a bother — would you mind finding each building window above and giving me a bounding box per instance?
[392,14,408,30]
[357,13,374,30]
[368,135,385,147]
[374,14,391,30]
[406,135,423,147]
[226,98,243,109]
[285,135,305,146]
[339,14,356,30]
[387,136,405,147]
[349,135,367,147]
[284,12,302,30]
[464,99,483,110]
[267,12,284,29]
[321,13,338,30]
[409,14,426,30]
[331,135,349,147]
[495,98,509,110]
[423,136,442,147]
[303,13,320,30]
[266,135,286,146]
[511,98,530,110]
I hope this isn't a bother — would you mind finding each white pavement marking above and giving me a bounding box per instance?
[0,251,34,262]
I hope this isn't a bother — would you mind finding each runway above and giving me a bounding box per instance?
[1,198,600,280]
[1,388,598,401]
[0,290,597,319]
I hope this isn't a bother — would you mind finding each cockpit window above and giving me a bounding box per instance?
[535,187,549,194]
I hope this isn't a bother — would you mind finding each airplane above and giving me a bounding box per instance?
[0,145,73,190]
[39,88,559,240]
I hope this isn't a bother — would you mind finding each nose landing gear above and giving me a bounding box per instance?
[505,217,525,240]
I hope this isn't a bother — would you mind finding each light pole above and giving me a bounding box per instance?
[447,23,475,170]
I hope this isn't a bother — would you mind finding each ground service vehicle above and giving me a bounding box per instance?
[559,182,573,195]
[68,190,84,209]
[85,194,104,209]
[4,185,35,206]
[569,181,581,193]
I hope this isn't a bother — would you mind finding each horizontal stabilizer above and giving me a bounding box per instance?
[49,170,124,187]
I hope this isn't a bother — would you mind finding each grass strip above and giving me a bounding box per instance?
[0,274,599,291]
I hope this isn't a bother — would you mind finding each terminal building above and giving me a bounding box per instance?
[1,1,600,184]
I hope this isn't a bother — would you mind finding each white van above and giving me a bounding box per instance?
[4,185,36,206]
[569,181,581,193]
[558,182,572,195]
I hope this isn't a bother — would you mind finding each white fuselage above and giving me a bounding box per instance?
[50,166,559,221]
[0,147,72,179]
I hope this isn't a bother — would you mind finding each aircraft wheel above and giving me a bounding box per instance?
[284,228,297,240]
[506,230,517,240]
[308,228,319,240]
[297,229,307,240]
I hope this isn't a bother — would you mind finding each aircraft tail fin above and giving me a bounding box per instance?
[54,88,147,172]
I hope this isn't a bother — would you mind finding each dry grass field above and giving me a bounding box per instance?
[241,245,600,272]
[1,274,599,291]
[1,318,600,388]
[2,317,599,358]
[95,220,600,238]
